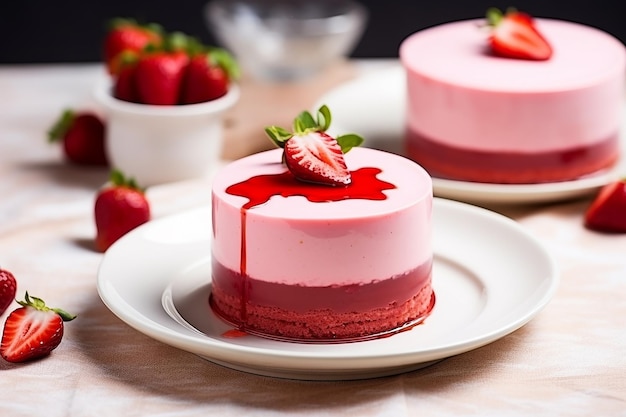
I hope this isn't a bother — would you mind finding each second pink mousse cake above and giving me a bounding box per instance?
[210,147,434,341]
[400,18,626,184]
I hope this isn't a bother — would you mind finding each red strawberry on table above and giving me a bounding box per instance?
[485,7,552,61]
[181,48,239,104]
[0,292,75,363]
[94,170,151,252]
[104,17,162,75]
[48,109,108,166]
[265,105,364,186]
[584,179,626,233]
[0,268,17,316]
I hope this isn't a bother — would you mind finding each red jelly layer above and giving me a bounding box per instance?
[210,259,434,341]
[405,129,620,184]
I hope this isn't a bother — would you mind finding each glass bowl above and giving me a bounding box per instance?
[204,0,368,81]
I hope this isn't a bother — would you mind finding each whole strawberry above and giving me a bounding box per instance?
[95,170,151,252]
[0,268,17,316]
[48,109,108,166]
[584,179,626,233]
[135,49,189,105]
[181,48,239,104]
[104,17,162,75]
[113,50,140,102]
[134,32,192,105]
[1,292,75,363]
[265,105,363,186]
[485,7,552,61]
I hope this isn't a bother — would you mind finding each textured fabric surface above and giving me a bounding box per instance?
[0,63,625,417]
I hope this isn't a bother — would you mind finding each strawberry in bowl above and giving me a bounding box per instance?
[104,18,163,75]
[96,23,240,186]
[104,26,239,106]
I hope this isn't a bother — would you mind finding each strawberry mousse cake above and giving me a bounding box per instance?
[400,11,626,184]
[210,107,434,342]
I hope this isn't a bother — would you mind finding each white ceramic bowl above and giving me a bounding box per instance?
[204,0,368,81]
[94,80,239,187]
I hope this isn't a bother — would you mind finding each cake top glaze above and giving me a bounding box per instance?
[400,18,626,92]
[212,147,432,220]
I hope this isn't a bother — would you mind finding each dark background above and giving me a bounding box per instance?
[0,0,624,64]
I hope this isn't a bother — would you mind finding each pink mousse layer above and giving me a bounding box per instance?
[211,147,433,286]
[400,19,625,154]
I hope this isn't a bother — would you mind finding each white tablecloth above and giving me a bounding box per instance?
[0,62,625,417]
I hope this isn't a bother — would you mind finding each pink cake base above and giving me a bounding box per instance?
[210,260,434,341]
[211,284,434,342]
[406,130,620,184]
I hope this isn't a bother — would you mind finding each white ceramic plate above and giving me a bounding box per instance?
[97,198,559,381]
[316,64,626,205]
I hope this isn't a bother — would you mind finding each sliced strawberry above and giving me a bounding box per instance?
[486,8,552,61]
[283,132,351,185]
[584,179,626,233]
[0,292,75,363]
[104,18,162,75]
[0,268,17,316]
[94,170,151,252]
[265,105,364,186]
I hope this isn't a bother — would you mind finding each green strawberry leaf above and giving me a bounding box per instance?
[185,36,206,56]
[166,31,190,52]
[316,105,331,132]
[485,7,518,28]
[107,17,163,36]
[265,104,363,153]
[47,109,75,143]
[336,134,364,154]
[294,110,318,134]
[109,169,143,191]
[265,126,292,148]
[208,47,241,80]
[485,7,503,27]
[18,291,76,322]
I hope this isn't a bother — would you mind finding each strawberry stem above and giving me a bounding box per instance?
[166,31,190,52]
[265,104,364,153]
[109,169,143,191]
[485,7,519,27]
[47,109,75,143]
[17,291,76,322]
[265,126,292,148]
[107,17,163,37]
[207,47,240,81]
[485,7,503,27]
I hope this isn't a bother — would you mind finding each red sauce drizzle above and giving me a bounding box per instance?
[227,167,395,210]
[218,167,396,338]
[221,329,248,339]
